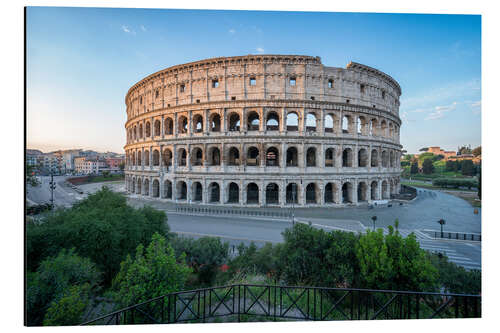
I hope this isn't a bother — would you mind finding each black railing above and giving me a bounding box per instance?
[175,206,291,218]
[433,231,481,242]
[81,284,481,325]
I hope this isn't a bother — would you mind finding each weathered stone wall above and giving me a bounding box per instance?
[123,55,402,207]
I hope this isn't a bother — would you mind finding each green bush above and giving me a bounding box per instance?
[43,284,91,326]
[428,253,481,294]
[432,178,478,189]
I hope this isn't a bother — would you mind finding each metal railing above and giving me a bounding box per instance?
[433,231,481,242]
[81,284,481,325]
[175,206,291,219]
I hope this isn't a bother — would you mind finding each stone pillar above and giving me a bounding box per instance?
[186,179,192,203]
[188,110,193,136]
[149,176,153,197]
[280,180,286,207]
[318,181,324,205]
[377,180,382,200]
[149,146,153,170]
[161,115,165,139]
[259,181,265,206]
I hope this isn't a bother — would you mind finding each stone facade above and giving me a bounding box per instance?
[123,55,402,207]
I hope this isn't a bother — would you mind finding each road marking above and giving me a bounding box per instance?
[420,246,456,253]
[446,255,472,261]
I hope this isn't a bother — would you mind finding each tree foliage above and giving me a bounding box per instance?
[410,161,419,174]
[422,158,435,174]
[111,233,191,308]
[461,159,476,176]
[43,284,91,326]
[472,146,481,157]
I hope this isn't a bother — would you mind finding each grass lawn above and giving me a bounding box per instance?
[86,174,124,184]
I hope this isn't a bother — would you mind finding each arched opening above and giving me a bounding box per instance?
[178,148,187,166]
[179,116,188,134]
[286,183,298,204]
[228,147,240,166]
[193,114,203,133]
[286,112,299,131]
[247,183,259,204]
[342,116,350,133]
[342,182,353,203]
[192,182,202,202]
[209,182,220,203]
[342,148,353,167]
[306,183,317,204]
[266,183,279,205]
[358,149,368,167]
[286,147,298,167]
[389,123,394,139]
[177,181,187,200]
[191,147,203,166]
[325,148,335,167]
[380,121,387,137]
[227,182,239,203]
[247,111,260,131]
[152,179,159,198]
[306,147,317,167]
[306,113,317,132]
[144,150,150,166]
[137,179,142,194]
[246,146,259,166]
[357,116,367,135]
[370,119,377,136]
[133,125,137,140]
[266,112,279,131]
[163,180,172,199]
[153,150,160,166]
[154,120,161,137]
[139,123,143,138]
[145,121,151,137]
[324,183,337,203]
[143,179,149,196]
[131,178,136,193]
[163,149,172,166]
[382,151,389,168]
[357,182,368,202]
[132,151,136,166]
[210,114,221,132]
[371,149,379,167]
[324,114,334,133]
[209,147,221,166]
[390,151,395,167]
[266,147,279,167]
[370,181,378,200]
[137,151,142,166]
[165,118,173,135]
[229,113,240,132]
[382,180,389,199]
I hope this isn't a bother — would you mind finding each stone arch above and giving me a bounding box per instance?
[246,146,260,166]
[139,123,144,139]
[371,149,379,167]
[306,147,317,167]
[380,120,387,137]
[266,183,279,205]
[266,111,280,131]
[370,118,378,136]
[178,148,187,166]
[358,148,368,167]
[209,147,221,166]
[228,147,240,166]
[163,180,172,199]
[286,146,298,167]
[192,182,203,202]
[136,178,142,194]
[176,181,187,200]
[191,147,203,166]
[305,182,318,204]
[390,151,395,167]
[152,179,160,197]
[286,112,299,131]
[165,117,173,135]
[144,150,150,166]
[324,182,338,204]
[357,116,368,135]
[382,150,389,167]
[131,178,136,193]
[266,146,279,167]
[389,122,394,139]
[210,113,221,132]
[227,182,239,203]
[152,149,160,166]
[357,181,368,202]
[342,115,350,133]
[247,111,260,131]
[370,180,379,200]
[193,114,203,133]
[209,182,220,203]
[306,113,317,132]
[143,178,150,196]
[247,182,259,204]
[145,121,151,138]
[132,151,136,166]
[154,120,161,137]
[324,113,334,133]
[342,148,353,167]
[228,113,240,131]
[133,125,137,140]
[163,148,172,166]
[178,115,188,134]
[325,148,335,167]
[286,183,299,204]
[342,182,353,203]
[382,180,389,199]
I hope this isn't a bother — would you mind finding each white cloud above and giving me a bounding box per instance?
[256,47,265,54]
[470,100,481,115]
[140,25,147,32]
[121,25,136,35]
[228,28,236,34]
[425,102,457,120]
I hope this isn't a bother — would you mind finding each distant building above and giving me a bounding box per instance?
[426,147,456,159]
[105,157,124,173]
[74,157,106,174]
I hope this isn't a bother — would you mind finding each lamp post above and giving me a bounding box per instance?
[371,215,377,231]
[437,219,446,238]
[49,171,56,209]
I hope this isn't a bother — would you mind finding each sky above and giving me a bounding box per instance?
[26,7,481,154]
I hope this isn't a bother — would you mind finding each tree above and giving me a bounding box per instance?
[119,161,125,171]
[445,160,456,172]
[43,284,91,326]
[112,233,191,308]
[461,159,476,176]
[458,145,472,155]
[410,161,419,174]
[422,158,435,174]
[472,146,481,157]
[26,164,40,187]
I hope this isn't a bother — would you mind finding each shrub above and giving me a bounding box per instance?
[43,284,91,326]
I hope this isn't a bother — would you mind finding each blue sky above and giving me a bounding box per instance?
[26,7,481,154]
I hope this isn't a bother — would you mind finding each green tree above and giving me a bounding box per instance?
[461,159,476,176]
[428,253,481,294]
[472,146,481,157]
[26,187,169,284]
[119,161,125,171]
[410,161,419,174]
[458,145,472,155]
[43,284,91,326]
[422,158,435,174]
[112,233,191,308]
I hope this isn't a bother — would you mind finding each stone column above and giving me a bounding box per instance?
[186,179,192,203]
[161,115,165,139]
[259,180,265,206]
[149,176,153,197]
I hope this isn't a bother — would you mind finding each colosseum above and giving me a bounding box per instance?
[124,55,402,207]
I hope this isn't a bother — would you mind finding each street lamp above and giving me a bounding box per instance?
[371,215,377,231]
[437,219,446,238]
[49,171,56,209]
